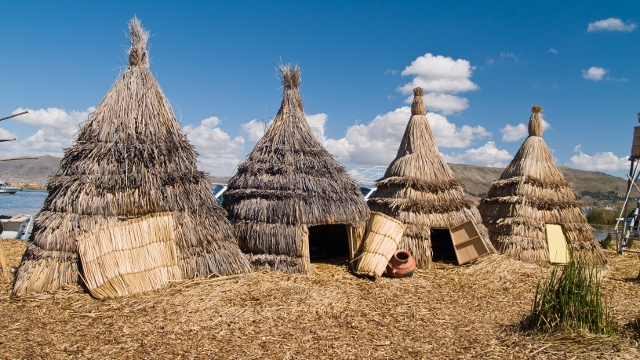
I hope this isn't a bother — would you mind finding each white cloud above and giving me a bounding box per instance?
[548,48,559,54]
[500,52,519,63]
[398,53,478,114]
[500,119,552,142]
[587,18,637,33]
[582,67,608,81]
[305,113,328,142]
[441,142,512,167]
[323,107,489,165]
[384,69,398,75]
[0,107,92,159]
[568,145,628,171]
[240,119,269,142]
[184,116,245,175]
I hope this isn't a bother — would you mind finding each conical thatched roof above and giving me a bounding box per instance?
[478,106,606,265]
[369,88,494,268]
[223,65,369,274]
[13,17,250,296]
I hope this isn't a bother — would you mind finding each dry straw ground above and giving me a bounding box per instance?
[1,239,639,359]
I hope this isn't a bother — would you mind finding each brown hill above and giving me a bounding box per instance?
[0,155,60,187]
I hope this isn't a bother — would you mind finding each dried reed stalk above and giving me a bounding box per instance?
[223,65,369,274]
[354,212,404,277]
[77,213,181,299]
[369,87,494,268]
[13,17,250,296]
[478,106,606,265]
[0,242,7,276]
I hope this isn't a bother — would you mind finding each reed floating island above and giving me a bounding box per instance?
[368,87,495,268]
[223,65,369,274]
[478,106,607,265]
[13,17,250,298]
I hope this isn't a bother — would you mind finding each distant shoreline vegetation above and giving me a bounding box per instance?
[10,184,47,191]
[586,208,618,225]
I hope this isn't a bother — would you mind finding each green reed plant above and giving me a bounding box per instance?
[586,208,618,225]
[525,259,614,335]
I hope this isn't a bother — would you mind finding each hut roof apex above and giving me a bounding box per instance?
[128,16,149,67]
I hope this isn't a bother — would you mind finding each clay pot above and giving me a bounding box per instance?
[386,250,416,278]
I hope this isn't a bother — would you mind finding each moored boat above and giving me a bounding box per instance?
[0,214,32,239]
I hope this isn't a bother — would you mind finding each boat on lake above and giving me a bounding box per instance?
[0,214,32,239]
[0,181,21,194]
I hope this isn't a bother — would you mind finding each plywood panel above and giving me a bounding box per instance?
[449,221,478,246]
[449,221,489,265]
[546,224,569,264]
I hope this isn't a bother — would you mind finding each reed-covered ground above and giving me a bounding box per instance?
[1,240,639,359]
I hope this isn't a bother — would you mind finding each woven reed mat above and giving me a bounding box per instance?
[355,212,404,277]
[77,213,182,299]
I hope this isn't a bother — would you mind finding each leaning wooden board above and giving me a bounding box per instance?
[449,221,489,265]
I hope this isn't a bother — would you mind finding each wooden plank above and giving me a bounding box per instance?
[546,224,569,264]
[454,237,489,265]
[449,221,489,265]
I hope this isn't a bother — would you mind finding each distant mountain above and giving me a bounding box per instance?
[0,156,634,205]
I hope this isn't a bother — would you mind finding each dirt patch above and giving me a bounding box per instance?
[1,240,639,359]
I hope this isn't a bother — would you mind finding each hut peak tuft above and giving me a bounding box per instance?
[411,87,426,115]
[528,105,544,137]
[279,64,301,90]
[128,16,150,67]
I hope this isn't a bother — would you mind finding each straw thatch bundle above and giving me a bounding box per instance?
[13,17,250,296]
[223,65,369,274]
[0,242,7,276]
[478,106,606,265]
[368,88,495,268]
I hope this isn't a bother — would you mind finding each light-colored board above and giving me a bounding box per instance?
[449,221,488,265]
[546,224,569,264]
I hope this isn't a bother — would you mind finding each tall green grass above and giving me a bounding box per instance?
[525,260,614,335]
[586,208,618,225]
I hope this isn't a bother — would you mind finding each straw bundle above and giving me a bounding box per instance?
[355,212,404,277]
[478,106,606,265]
[13,17,250,296]
[0,242,7,277]
[223,65,369,274]
[369,87,494,268]
[77,213,181,299]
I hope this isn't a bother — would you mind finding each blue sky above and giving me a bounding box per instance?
[0,1,638,177]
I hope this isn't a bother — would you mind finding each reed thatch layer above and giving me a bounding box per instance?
[370,88,494,268]
[478,107,606,265]
[13,17,250,296]
[0,242,7,277]
[223,65,369,274]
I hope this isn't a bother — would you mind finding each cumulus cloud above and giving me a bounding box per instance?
[582,67,608,81]
[587,18,637,32]
[0,107,93,159]
[500,119,552,142]
[441,141,512,167]
[568,145,628,171]
[323,107,489,165]
[240,119,269,142]
[398,53,478,114]
[184,116,245,175]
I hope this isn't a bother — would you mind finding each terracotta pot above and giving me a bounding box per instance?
[386,250,416,278]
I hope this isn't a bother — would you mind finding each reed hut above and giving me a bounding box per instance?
[368,88,495,268]
[478,106,606,265]
[13,17,250,297]
[223,65,369,274]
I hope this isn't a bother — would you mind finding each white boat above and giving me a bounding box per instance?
[0,214,32,239]
[0,181,21,194]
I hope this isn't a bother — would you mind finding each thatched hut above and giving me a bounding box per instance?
[13,17,250,297]
[478,106,606,265]
[369,88,494,268]
[223,65,369,274]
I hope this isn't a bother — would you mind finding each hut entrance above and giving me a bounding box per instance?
[308,224,350,260]
[430,228,457,263]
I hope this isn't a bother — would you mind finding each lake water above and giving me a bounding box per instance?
[0,190,618,242]
[0,190,48,216]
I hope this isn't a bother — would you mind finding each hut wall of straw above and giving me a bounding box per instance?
[478,107,606,265]
[369,88,494,268]
[223,66,369,274]
[13,17,250,296]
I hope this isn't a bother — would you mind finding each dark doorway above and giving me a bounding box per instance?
[431,228,457,263]
[308,224,349,260]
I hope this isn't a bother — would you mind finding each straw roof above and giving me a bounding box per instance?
[478,106,606,265]
[223,65,369,274]
[369,88,495,268]
[13,17,250,296]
